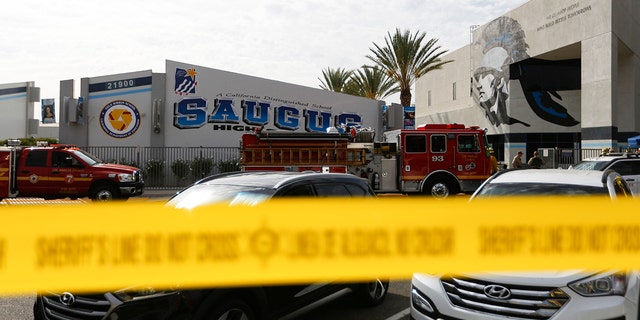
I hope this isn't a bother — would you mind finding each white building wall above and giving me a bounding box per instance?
[415,46,474,117]
[85,70,154,147]
[0,82,39,140]
[164,60,384,148]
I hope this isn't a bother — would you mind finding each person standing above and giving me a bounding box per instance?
[528,151,545,169]
[489,148,499,174]
[511,151,524,168]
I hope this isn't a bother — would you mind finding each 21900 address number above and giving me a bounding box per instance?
[105,79,136,90]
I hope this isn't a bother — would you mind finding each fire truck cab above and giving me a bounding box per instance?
[240,124,492,198]
[364,124,492,197]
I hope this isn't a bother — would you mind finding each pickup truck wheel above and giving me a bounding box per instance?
[91,184,116,202]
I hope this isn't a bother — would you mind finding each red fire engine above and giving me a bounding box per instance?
[240,124,493,198]
[0,143,144,201]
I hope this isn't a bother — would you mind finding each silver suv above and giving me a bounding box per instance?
[570,152,640,195]
[411,169,638,320]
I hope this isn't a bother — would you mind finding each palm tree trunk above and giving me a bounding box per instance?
[400,88,412,107]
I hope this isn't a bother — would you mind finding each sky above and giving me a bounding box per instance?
[1,0,528,117]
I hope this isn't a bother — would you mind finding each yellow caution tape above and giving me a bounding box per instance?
[0,196,639,295]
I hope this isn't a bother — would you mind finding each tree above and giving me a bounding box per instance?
[366,28,453,107]
[318,67,353,93]
[344,66,399,100]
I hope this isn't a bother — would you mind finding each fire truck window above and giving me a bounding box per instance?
[25,150,48,167]
[458,135,479,152]
[431,135,446,153]
[405,135,427,153]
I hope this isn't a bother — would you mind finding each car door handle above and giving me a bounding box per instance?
[625,179,635,182]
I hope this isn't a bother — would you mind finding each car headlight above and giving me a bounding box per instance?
[118,173,134,183]
[411,288,436,314]
[569,273,627,296]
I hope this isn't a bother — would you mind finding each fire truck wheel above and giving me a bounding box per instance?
[91,183,116,201]
[424,179,457,199]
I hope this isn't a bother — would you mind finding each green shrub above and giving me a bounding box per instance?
[171,159,190,179]
[216,159,240,173]
[0,137,58,146]
[191,157,214,179]
[145,159,165,179]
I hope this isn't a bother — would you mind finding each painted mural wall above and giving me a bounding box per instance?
[417,0,603,136]
[470,14,582,135]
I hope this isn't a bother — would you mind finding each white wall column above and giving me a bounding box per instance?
[581,32,618,149]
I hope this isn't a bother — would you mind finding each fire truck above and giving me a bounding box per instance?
[0,143,144,201]
[240,124,493,198]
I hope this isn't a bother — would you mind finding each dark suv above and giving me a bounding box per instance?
[34,171,388,320]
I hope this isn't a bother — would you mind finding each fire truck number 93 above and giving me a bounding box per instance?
[432,155,445,162]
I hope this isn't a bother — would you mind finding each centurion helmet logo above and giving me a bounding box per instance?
[100,100,141,138]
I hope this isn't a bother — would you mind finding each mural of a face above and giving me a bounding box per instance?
[473,16,579,128]
[476,73,497,104]
[474,46,529,127]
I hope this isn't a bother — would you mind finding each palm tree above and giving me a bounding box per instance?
[366,28,453,107]
[344,66,399,100]
[318,67,353,93]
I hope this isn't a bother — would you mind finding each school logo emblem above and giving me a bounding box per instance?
[174,68,198,95]
[100,100,141,138]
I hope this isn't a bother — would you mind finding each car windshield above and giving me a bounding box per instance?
[571,160,609,170]
[166,184,275,209]
[475,183,608,197]
[70,149,103,166]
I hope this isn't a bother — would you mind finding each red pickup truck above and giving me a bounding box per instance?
[0,144,144,201]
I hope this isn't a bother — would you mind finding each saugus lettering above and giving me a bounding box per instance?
[174,97,362,132]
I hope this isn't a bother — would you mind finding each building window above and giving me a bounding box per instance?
[428,90,431,106]
[452,82,457,100]
[469,77,473,97]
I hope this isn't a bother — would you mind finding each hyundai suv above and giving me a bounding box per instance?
[34,171,388,320]
[410,169,639,320]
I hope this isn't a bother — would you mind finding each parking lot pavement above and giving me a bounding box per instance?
[0,189,180,205]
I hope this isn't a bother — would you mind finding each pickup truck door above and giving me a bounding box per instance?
[51,150,92,197]
[16,149,49,197]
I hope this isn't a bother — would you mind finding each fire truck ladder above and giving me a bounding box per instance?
[242,146,369,166]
